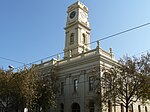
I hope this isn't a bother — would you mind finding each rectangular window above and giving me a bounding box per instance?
[145,106,148,112]
[121,103,124,112]
[70,33,74,45]
[60,103,64,112]
[89,102,94,112]
[108,100,112,112]
[61,82,64,95]
[138,105,141,112]
[89,76,94,91]
[131,104,134,112]
[74,79,78,92]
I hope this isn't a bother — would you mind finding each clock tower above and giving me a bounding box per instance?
[64,1,91,59]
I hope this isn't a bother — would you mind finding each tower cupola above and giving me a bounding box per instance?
[64,1,91,59]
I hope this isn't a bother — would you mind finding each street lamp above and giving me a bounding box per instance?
[8,65,14,69]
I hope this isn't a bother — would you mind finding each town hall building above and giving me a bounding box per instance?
[38,1,150,112]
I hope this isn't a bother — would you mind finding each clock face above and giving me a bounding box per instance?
[70,11,76,19]
[80,11,86,19]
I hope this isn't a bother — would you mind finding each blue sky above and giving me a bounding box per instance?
[0,0,150,70]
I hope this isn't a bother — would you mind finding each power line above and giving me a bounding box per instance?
[33,22,150,64]
[12,52,64,70]
[13,49,149,71]
[0,56,25,65]
[90,22,150,45]
[30,22,150,67]
[132,49,150,57]
[2,22,150,70]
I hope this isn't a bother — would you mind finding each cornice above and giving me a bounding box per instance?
[65,21,91,31]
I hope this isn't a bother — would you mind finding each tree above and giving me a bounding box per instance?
[0,69,22,112]
[137,52,150,101]
[19,67,39,112]
[19,66,59,112]
[0,65,59,112]
[95,53,150,112]
[36,72,58,112]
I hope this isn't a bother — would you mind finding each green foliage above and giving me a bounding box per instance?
[0,69,22,112]
[19,66,59,112]
[0,66,59,112]
[19,67,39,111]
[95,53,150,112]
[37,74,58,110]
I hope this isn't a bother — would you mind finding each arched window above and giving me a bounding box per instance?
[72,103,80,112]
[60,103,64,112]
[129,104,133,112]
[89,101,94,112]
[82,33,86,44]
[70,33,74,45]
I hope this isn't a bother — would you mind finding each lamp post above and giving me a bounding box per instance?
[8,65,14,70]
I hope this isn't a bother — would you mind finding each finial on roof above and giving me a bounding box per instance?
[97,40,100,48]
[109,48,114,58]
[57,54,60,61]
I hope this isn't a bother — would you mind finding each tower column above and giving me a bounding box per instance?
[64,1,91,58]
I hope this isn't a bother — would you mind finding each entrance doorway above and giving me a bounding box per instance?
[72,103,80,112]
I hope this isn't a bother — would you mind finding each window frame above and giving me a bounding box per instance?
[89,101,95,112]
[89,76,94,91]
[82,33,86,44]
[60,103,64,112]
[138,105,141,112]
[60,82,64,95]
[74,79,78,92]
[70,33,74,45]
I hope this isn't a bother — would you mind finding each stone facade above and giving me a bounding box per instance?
[38,1,150,112]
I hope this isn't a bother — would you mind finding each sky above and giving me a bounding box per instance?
[0,0,150,70]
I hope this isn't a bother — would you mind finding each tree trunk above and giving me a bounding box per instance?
[113,98,116,112]
[126,104,128,112]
